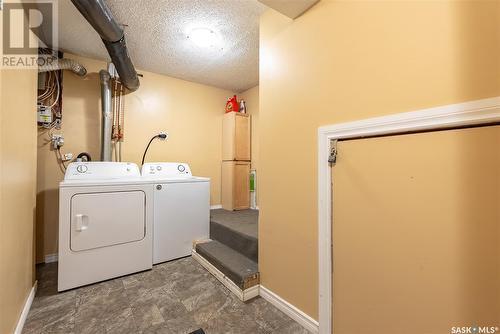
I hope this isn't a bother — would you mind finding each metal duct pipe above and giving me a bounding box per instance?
[38,58,87,76]
[99,70,113,161]
[71,0,140,91]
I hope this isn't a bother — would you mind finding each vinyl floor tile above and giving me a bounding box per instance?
[23,258,308,334]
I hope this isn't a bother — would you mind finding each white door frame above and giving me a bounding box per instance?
[317,96,500,334]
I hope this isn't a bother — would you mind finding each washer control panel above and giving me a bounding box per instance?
[141,162,192,178]
[64,162,140,180]
[76,165,88,173]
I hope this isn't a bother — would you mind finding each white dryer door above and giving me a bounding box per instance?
[70,191,146,252]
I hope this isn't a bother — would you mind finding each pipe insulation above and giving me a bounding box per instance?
[38,58,87,76]
[71,0,140,91]
[99,70,113,161]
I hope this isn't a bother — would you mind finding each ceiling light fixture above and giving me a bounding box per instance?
[188,28,220,48]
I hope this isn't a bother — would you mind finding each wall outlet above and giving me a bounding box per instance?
[159,131,169,140]
[51,134,64,149]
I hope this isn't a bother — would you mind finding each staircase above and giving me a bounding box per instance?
[193,209,259,300]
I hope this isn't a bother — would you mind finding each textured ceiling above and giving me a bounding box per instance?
[47,0,266,92]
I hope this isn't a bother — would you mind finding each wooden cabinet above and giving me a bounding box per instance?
[221,161,250,210]
[222,113,250,161]
[221,112,251,210]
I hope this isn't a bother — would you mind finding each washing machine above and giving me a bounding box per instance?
[58,162,153,291]
[141,162,210,264]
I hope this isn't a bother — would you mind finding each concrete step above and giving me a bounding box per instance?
[195,240,259,290]
[210,209,258,262]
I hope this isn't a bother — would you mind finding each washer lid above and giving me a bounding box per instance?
[64,162,140,181]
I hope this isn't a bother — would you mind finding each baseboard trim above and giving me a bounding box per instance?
[260,285,319,334]
[14,281,37,334]
[210,204,222,210]
[44,253,58,263]
[191,249,259,301]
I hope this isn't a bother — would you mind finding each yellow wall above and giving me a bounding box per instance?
[259,0,500,319]
[36,54,233,262]
[0,16,38,334]
[239,85,259,206]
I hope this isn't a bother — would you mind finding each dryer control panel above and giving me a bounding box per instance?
[64,162,141,180]
[141,162,192,178]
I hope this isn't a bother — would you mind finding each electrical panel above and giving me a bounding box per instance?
[37,103,52,125]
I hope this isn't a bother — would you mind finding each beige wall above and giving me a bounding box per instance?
[259,0,500,319]
[0,16,38,334]
[36,54,233,262]
[334,126,500,333]
[239,85,259,205]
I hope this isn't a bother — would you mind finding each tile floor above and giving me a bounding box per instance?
[23,257,308,334]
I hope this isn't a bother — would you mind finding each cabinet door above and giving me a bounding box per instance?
[332,126,500,333]
[222,114,235,161]
[234,114,251,160]
[221,161,234,210]
[222,113,251,161]
[233,162,250,209]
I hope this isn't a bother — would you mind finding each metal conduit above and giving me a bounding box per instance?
[99,70,113,161]
[71,0,140,91]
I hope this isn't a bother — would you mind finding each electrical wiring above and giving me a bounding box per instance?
[37,123,57,146]
[46,126,55,140]
[56,147,67,173]
[57,148,67,168]
[37,71,53,101]
[37,57,63,129]
[141,135,158,166]
[48,74,60,109]
[141,133,167,166]
[38,71,58,103]
[38,49,66,173]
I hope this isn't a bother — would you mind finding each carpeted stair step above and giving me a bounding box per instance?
[210,209,258,262]
[195,240,259,290]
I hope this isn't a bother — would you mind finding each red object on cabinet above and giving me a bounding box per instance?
[225,95,238,113]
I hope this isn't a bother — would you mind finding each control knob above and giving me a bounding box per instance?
[76,165,88,173]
